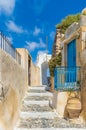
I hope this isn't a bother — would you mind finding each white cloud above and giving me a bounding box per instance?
[37,50,47,55]
[25,38,46,52]
[33,26,41,36]
[39,38,46,48]
[25,41,39,51]
[6,20,27,33]
[50,31,55,40]
[0,0,16,15]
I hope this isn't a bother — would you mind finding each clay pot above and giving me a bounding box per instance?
[66,98,82,118]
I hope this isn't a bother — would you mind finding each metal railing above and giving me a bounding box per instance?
[0,32,21,64]
[54,66,81,91]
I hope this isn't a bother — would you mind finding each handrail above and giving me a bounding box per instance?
[0,32,21,64]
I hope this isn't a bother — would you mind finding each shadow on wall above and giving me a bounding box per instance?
[0,85,19,130]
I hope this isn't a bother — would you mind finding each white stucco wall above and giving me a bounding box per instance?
[36,53,51,85]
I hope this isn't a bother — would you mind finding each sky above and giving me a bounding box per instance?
[0,0,86,63]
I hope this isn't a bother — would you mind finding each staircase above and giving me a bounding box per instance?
[15,86,76,130]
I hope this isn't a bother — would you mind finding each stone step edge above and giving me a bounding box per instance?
[28,87,45,90]
[28,86,50,91]
[20,112,57,119]
[15,128,85,130]
[28,85,49,89]
[25,93,53,97]
[23,100,49,105]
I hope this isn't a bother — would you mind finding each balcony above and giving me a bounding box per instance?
[54,66,81,91]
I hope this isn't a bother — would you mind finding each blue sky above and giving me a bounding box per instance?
[0,0,86,62]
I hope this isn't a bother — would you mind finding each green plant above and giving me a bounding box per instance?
[48,53,62,77]
[56,14,81,34]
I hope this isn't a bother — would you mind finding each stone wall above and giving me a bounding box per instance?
[51,91,69,117]
[0,49,28,129]
[76,16,86,122]
[65,22,79,39]
[31,61,40,86]
[80,64,86,121]
[52,29,63,57]
[0,49,28,100]
[80,15,86,26]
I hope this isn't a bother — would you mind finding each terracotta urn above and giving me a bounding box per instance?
[66,97,82,118]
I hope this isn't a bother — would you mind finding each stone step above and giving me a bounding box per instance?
[20,112,57,119]
[21,104,52,112]
[16,117,84,129]
[25,96,51,101]
[28,89,46,93]
[16,85,84,130]
[23,100,49,105]
[28,87,45,91]
[25,92,53,97]
[17,128,70,130]
[16,117,72,129]
[28,87,46,91]
[28,86,50,91]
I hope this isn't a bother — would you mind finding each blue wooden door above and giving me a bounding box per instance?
[67,39,76,67]
[67,39,76,82]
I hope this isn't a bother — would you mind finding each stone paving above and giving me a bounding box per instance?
[15,86,85,130]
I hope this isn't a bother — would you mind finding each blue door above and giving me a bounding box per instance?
[66,39,76,82]
[67,39,76,67]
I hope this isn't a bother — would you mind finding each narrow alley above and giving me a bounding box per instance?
[1,1,86,129]
[15,86,83,130]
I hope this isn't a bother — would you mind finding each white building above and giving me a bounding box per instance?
[36,53,51,85]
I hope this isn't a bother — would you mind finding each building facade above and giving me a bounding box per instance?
[36,53,51,85]
[51,13,86,121]
[17,48,40,87]
[0,32,40,87]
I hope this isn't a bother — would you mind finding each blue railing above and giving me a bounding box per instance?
[0,32,21,64]
[54,66,81,91]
